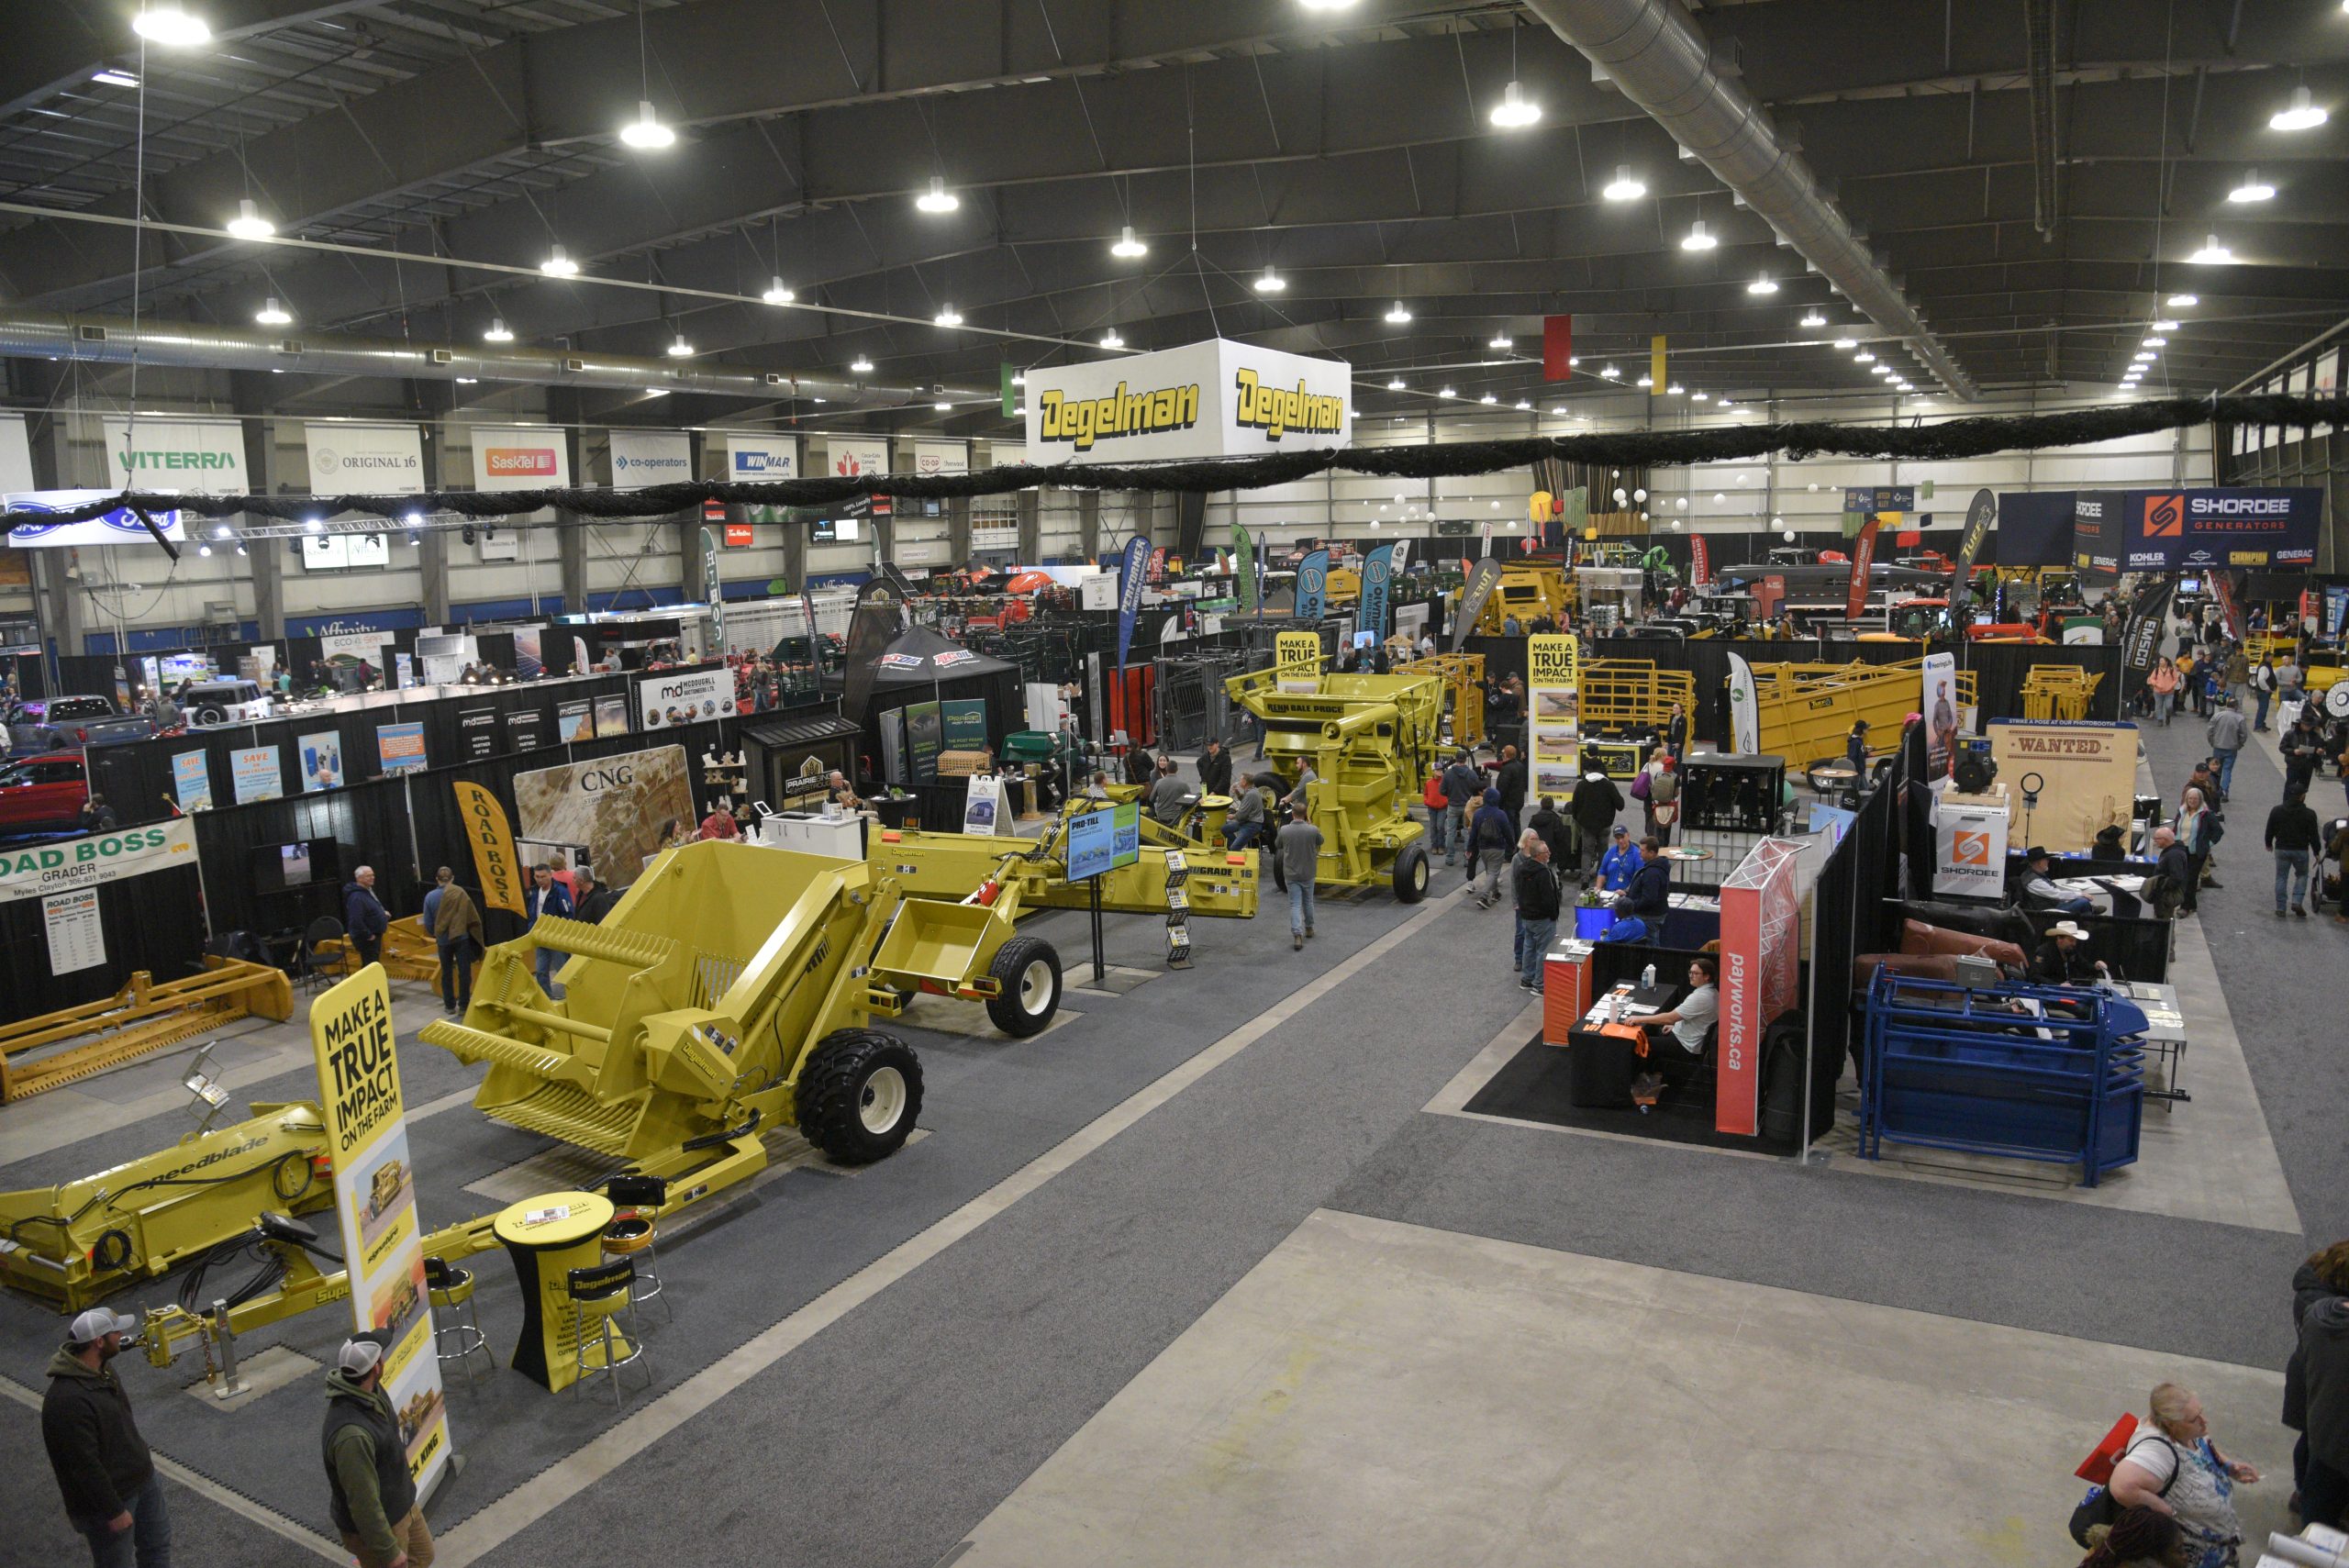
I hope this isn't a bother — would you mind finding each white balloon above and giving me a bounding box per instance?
[1783,528,1797,542]
[1713,492,1726,504]
[1632,487,1647,502]
[1612,488,1628,504]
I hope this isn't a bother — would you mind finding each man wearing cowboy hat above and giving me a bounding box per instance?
[2030,919,2108,987]
[323,1329,431,1568]
[2015,845,2098,915]
[41,1306,171,1568]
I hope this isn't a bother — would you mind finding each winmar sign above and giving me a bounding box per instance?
[1038,381,1200,452]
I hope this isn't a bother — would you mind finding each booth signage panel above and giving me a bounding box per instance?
[514,745,693,886]
[300,731,345,792]
[1920,652,1958,788]
[2073,487,2321,573]
[914,439,968,477]
[0,820,197,906]
[962,773,1006,836]
[173,751,214,810]
[102,417,250,495]
[1065,800,1142,881]
[453,782,527,915]
[1933,798,2010,897]
[305,423,424,493]
[42,889,107,973]
[632,666,732,731]
[231,746,284,805]
[609,429,693,489]
[4,489,187,549]
[1275,630,1321,694]
[1985,720,2136,853]
[1024,339,1350,464]
[825,438,888,484]
[1716,838,1805,1137]
[308,967,454,1502]
[376,722,428,775]
[1527,634,1582,798]
[472,426,572,490]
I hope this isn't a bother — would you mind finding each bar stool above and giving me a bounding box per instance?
[564,1258,651,1408]
[424,1256,494,1385]
[601,1173,672,1322]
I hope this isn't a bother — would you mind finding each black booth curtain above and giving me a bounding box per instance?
[0,865,208,1017]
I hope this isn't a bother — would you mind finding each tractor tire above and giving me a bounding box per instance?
[984,936,1063,1038]
[1392,843,1431,903]
[794,1029,924,1164]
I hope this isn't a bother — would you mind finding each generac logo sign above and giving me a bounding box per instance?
[483,447,556,476]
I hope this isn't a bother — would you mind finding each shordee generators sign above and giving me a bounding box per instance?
[2071,487,2321,573]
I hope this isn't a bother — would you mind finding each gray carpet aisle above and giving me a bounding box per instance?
[485,885,1536,1568]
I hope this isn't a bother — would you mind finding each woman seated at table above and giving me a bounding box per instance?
[1630,955,1720,1104]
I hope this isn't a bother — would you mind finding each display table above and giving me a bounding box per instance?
[1565,983,1675,1107]
[754,809,865,861]
[2050,873,2147,918]
[492,1191,620,1392]
[2114,980,2187,1106]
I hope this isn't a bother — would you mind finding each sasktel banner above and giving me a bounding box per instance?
[2071,487,2321,574]
[471,425,572,491]
[1025,338,1351,463]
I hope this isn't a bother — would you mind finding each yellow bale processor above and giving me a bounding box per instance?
[1223,656,1442,900]
[417,840,1061,1201]
[1469,563,1572,633]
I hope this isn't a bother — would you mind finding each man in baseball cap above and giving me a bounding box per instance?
[324,1329,430,1568]
[41,1306,171,1566]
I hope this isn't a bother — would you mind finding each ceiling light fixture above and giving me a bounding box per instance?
[1385,302,1412,323]
[253,296,290,326]
[540,245,579,276]
[1690,391,1709,402]
[1681,220,1717,250]
[1100,330,1124,349]
[1479,393,1498,405]
[2165,294,2199,308]
[1854,350,1876,363]
[619,99,674,150]
[2133,350,2157,362]
[763,277,794,305]
[1602,165,1646,202]
[2271,85,2328,131]
[1254,266,1286,293]
[642,387,669,397]
[1635,373,1653,388]
[1514,399,1532,410]
[667,333,693,358]
[1666,382,1684,395]
[1297,0,1358,9]
[1386,377,1406,390]
[2151,318,2180,332]
[1599,364,1621,379]
[225,198,273,239]
[1490,80,1541,129]
[1488,334,1512,350]
[2188,233,2236,263]
[92,70,140,88]
[132,6,209,46]
[1549,405,1567,415]
[484,317,513,342]
[916,176,959,214]
[2228,168,2275,203]
[1800,309,1828,328]
[934,305,963,326]
[850,356,874,373]
[2143,335,2167,348]
[934,401,952,412]
[1746,274,1779,295]
[1111,226,1147,260]
[1439,385,1456,397]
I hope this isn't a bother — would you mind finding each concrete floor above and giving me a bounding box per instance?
[956,1208,2297,1568]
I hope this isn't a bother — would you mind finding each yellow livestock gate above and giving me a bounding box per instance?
[1578,660,1698,737]
[1745,659,1978,765]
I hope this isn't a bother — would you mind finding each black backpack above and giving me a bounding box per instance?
[2068,1435,2177,1546]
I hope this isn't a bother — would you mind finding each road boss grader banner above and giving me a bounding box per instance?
[1027,339,1351,462]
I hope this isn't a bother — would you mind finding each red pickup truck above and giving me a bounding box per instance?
[0,752,91,833]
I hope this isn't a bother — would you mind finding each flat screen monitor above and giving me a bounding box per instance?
[250,838,341,895]
[301,533,390,571]
[811,518,836,542]
[2177,576,2203,594]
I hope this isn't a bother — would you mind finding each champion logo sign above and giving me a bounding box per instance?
[483,448,556,475]
[2142,494,2184,538]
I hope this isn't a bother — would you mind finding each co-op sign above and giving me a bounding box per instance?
[1025,338,1351,464]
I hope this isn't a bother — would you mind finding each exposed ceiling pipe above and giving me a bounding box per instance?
[2023,0,2060,242]
[1520,0,1979,401]
[0,309,988,411]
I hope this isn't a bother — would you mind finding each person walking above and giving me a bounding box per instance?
[1528,795,1571,868]
[2148,657,2180,727]
[1420,765,1449,860]
[1275,806,1323,951]
[1511,828,1562,993]
[322,1331,433,1568]
[1568,767,1625,876]
[2252,653,2278,732]
[572,867,618,924]
[2223,642,2253,717]
[2284,1241,2349,1524]
[524,862,573,999]
[42,1307,170,1568]
[2176,788,2217,913]
[1494,743,1528,828]
[342,866,389,970]
[427,869,484,1016]
[2207,699,2250,800]
[1469,787,1515,907]
[1648,753,1680,847]
[2267,786,2321,918]
[1440,751,1481,869]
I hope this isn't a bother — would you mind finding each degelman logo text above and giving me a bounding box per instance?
[1038,381,1201,450]
[1231,369,1344,442]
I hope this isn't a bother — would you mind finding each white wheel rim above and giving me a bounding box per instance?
[1019,958,1055,1015]
[859,1066,907,1134]
[1411,856,1428,891]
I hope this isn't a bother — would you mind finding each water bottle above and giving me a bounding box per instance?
[1642,962,1656,990]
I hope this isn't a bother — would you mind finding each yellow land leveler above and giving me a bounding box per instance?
[1224,657,1442,901]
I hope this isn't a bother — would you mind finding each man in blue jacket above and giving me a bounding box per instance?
[525,862,573,999]
[1615,836,1673,924]
[342,866,389,970]
[1597,826,1643,893]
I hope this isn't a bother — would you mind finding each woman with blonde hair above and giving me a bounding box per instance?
[2107,1382,2258,1567]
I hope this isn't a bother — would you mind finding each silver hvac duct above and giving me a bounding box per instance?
[0,309,973,408]
[1520,0,1979,401]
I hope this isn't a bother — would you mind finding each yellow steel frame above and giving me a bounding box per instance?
[866,803,1258,920]
[2021,664,2104,721]
[0,958,293,1104]
[1411,651,1486,751]
[1577,660,1698,737]
[1745,659,1980,764]
[1470,565,1571,633]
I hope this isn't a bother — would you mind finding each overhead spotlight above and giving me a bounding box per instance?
[211,524,232,539]
[197,543,212,557]
[406,531,421,547]
[253,296,291,326]
[619,100,675,150]
[1602,165,1646,202]
[1854,350,1876,363]
[1439,385,1456,397]
[1385,302,1412,323]
[304,517,324,533]
[667,334,693,358]
[850,356,874,373]
[1800,309,1828,328]
[1675,498,1687,510]
[916,176,959,214]
[763,277,795,305]
[1514,399,1531,410]
[1832,336,1858,350]
[2188,234,2234,263]
[462,524,475,545]
[484,317,513,342]
[132,6,209,46]
[1253,266,1286,292]
[2143,335,2168,348]
[1690,391,1709,402]
[934,401,952,412]
[2134,350,2157,362]
[2271,85,2328,131]
[1598,363,1621,379]
[1681,220,1717,250]
[1746,274,1779,295]
[1635,373,1653,388]
[2165,294,2199,307]
[1386,377,1406,390]
[1568,355,1579,367]
[1111,226,1148,259]
[934,305,963,326]
[1489,80,1541,129]
[1666,382,1684,395]
[2228,168,2276,203]
[1100,330,1124,349]
[225,198,273,239]
[540,245,579,276]
[1489,334,1513,350]
[1479,393,1498,405]
[235,542,248,556]
[92,70,140,88]
[1713,492,1726,504]
[2151,318,2181,332]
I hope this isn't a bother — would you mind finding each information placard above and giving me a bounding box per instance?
[42,889,106,973]
[1526,633,1582,798]
[1275,630,1321,695]
[1065,800,1141,880]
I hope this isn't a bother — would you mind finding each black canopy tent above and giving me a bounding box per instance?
[828,624,1024,784]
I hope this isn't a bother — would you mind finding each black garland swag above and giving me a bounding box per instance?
[7,392,2331,529]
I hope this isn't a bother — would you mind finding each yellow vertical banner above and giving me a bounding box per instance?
[1650,335,1668,396]
[1275,630,1322,694]
[309,966,455,1497]
[452,781,526,916]
[1526,634,1583,798]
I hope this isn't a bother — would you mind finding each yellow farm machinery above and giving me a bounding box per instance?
[1744,658,1978,764]
[1224,655,1442,900]
[0,958,293,1104]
